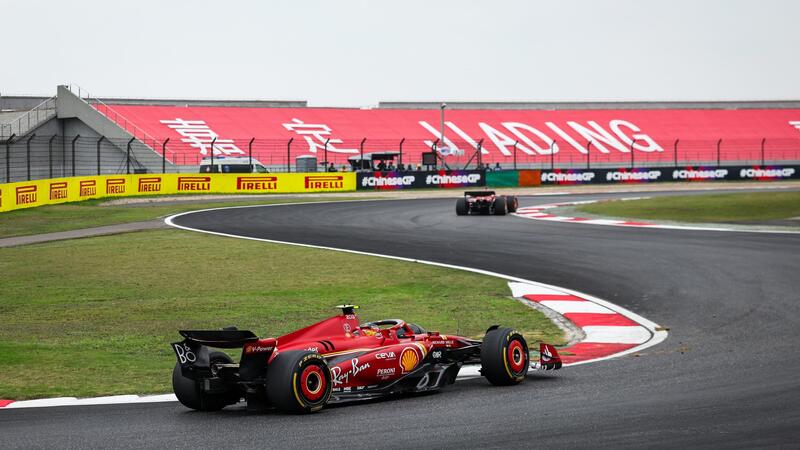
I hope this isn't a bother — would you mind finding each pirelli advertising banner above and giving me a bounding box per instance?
[539,165,800,185]
[0,173,355,213]
[357,169,486,190]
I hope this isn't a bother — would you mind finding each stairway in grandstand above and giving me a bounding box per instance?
[1,87,175,181]
[55,85,176,173]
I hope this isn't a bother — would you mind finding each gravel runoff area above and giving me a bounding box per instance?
[2,181,798,248]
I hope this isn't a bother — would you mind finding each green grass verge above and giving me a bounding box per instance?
[576,191,800,223]
[0,195,363,239]
[0,229,565,400]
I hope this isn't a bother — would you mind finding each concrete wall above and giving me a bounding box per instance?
[2,94,305,110]
[91,97,307,108]
[0,95,50,112]
[378,100,800,110]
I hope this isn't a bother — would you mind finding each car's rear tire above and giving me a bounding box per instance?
[493,196,507,215]
[481,327,529,385]
[267,350,332,414]
[173,351,238,411]
[456,197,468,216]
[506,195,518,213]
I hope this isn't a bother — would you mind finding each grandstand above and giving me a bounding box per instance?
[1,85,799,182]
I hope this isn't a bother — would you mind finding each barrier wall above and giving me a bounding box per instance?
[485,170,518,187]
[356,170,485,190]
[538,165,799,185]
[0,172,356,212]
[2,165,795,212]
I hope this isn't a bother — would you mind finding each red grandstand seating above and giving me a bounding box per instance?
[100,105,800,167]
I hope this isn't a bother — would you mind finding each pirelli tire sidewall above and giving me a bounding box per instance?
[481,328,529,386]
[267,350,332,414]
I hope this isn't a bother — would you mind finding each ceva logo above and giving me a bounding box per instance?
[49,182,68,200]
[177,176,211,191]
[237,176,278,191]
[305,175,344,189]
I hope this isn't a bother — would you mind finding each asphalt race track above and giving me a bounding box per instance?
[3,190,800,448]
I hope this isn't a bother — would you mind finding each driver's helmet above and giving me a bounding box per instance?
[360,324,382,336]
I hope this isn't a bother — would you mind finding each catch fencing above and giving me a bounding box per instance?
[1,134,798,184]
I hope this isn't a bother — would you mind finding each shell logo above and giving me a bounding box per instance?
[400,347,419,374]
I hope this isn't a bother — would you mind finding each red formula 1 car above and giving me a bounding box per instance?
[171,305,561,414]
[456,191,519,216]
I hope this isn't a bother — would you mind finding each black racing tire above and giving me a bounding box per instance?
[267,350,332,414]
[506,195,518,213]
[172,362,202,410]
[481,327,529,386]
[493,196,507,215]
[172,351,238,411]
[456,197,468,216]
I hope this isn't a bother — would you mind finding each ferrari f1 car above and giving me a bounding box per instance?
[456,191,519,216]
[171,305,561,414]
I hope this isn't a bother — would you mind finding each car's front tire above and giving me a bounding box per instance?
[481,327,529,385]
[267,350,332,414]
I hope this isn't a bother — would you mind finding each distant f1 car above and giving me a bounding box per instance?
[171,305,561,414]
[456,191,519,216]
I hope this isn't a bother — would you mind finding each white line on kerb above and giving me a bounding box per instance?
[515,199,800,235]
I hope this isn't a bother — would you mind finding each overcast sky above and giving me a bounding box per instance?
[2,0,798,106]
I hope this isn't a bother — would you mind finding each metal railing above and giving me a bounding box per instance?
[65,84,163,154]
[0,97,57,140]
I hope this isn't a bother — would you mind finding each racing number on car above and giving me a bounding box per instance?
[173,343,197,364]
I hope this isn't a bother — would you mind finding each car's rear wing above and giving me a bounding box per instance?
[464,191,495,197]
[172,329,269,381]
[178,329,258,348]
